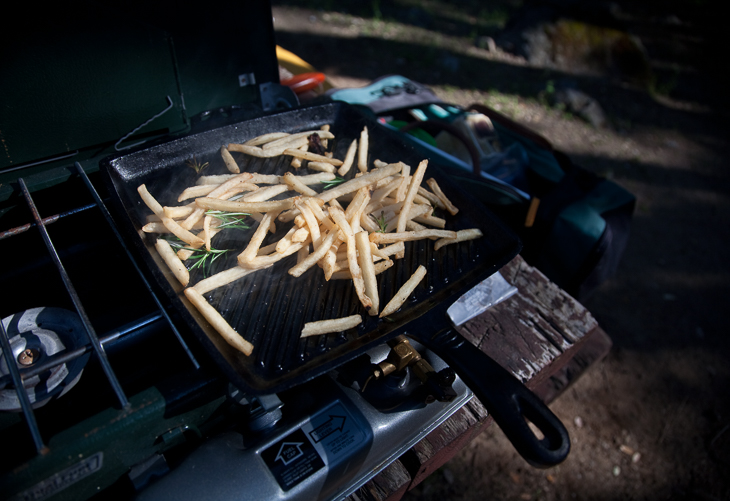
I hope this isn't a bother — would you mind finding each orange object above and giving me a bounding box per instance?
[280,72,326,95]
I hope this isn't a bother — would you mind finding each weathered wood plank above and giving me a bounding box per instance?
[352,256,608,501]
[345,459,411,501]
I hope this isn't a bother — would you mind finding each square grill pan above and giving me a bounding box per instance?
[101,102,521,395]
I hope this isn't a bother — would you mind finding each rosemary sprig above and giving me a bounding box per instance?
[163,237,228,277]
[375,211,387,233]
[205,210,251,231]
[321,176,345,189]
[185,155,209,175]
[186,247,228,276]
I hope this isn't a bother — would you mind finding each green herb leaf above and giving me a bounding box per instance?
[205,210,251,231]
[185,155,209,175]
[321,176,346,189]
[375,211,387,233]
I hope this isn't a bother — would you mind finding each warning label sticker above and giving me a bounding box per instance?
[261,401,368,492]
[261,428,325,491]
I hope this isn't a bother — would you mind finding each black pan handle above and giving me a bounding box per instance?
[419,327,570,468]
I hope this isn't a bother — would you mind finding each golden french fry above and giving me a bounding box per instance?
[239,241,305,269]
[138,185,205,236]
[283,148,343,166]
[239,210,278,264]
[297,201,321,249]
[283,172,317,196]
[242,184,290,202]
[426,178,459,215]
[338,139,357,176]
[397,159,428,233]
[288,230,337,277]
[195,196,298,213]
[227,143,285,158]
[178,184,217,202]
[301,315,362,338]
[184,288,253,356]
[355,231,379,315]
[261,130,334,151]
[331,259,393,280]
[357,126,369,173]
[380,265,427,318]
[433,228,483,251]
[417,186,446,210]
[306,161,336,173]
[318,163,402,204]
[330,206,372,311]
[241,132,290,146]
[155,239,189,286]
[413,213,446,229]
[193,265,267,295]
[395,163,410,202]
[220,146,240,173]
[369,229,457,244]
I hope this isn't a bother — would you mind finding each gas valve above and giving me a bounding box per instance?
[365,336,457,403]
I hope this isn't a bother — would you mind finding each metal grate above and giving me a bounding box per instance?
[0,163,199,455]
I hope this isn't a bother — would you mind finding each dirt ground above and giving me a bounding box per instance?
[270,2,730,499]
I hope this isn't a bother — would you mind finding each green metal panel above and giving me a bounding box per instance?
[0,1,279,173]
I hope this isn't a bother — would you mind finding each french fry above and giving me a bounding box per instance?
[301,315,362,338]
[380,265,427,318]
[395,163,410,202]
[355,230,379,315]
[330,206,372,311]
[242,132,290,146]
[369,229,457,244]
[417,186,446,210]
[433,228,483,251]
[238,210,278,264]
[184,288,253,356]
[296,172,336,185]
[193,265,268,295]
[138,185,205,248]
[357,126,369,173]
[195,197,298,213]
[306,161,337,173]
[283,172,317,196]
[261,130,334,151]
[239,241,305,270]
[338,139,357,176]
[397,159,428,233]
[297,200,321,249]
[178,184,217,202]
[220,146,240,173]
[318,163,402,204]
[330,259,393,280]
[426,178,459,215]
[413,213,446,229]
[155,238,189,286]
[283,148,343,166]
[227,143,285,158]
[288,230,337,277]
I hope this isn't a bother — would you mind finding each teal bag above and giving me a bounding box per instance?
[328,77,636,299]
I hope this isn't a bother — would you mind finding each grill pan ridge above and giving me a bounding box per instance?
[101,102,521,395]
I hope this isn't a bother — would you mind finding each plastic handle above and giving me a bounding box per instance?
[422,328,570,468]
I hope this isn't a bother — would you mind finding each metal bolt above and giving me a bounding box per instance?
[17,348,39,366]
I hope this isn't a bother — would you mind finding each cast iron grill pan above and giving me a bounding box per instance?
[102,102,569,467]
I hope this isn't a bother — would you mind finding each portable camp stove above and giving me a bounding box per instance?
[0,158,471,501]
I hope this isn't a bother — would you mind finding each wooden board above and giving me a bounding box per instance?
[345,255,612,500]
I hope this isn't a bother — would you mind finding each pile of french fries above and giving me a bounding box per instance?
[137,125,482,357]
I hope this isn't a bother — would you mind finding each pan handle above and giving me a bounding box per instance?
[420,327,570,468]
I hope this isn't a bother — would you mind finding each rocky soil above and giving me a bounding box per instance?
[271,2,730,499]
